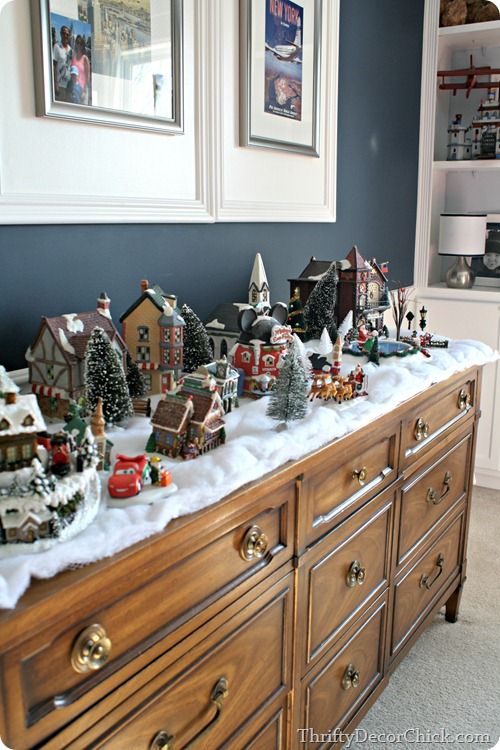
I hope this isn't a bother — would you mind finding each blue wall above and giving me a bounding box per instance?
[0,0,424,371]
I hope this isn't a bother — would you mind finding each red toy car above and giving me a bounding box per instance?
[108,454,150,498]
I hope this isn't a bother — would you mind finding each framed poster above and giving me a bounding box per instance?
[31,0,183,133]
[240,0,322,156]
[471,215,500,287]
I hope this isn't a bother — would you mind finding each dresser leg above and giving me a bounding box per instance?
[445,584,464,623]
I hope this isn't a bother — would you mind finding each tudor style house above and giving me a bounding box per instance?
[205,253,270,360]
[27,293,127,418]
[336,246,390,332]
[120,280,185,395]
[289,246,390,333]
[0,390,46,472]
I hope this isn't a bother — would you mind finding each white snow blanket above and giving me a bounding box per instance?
[0,339,497,609]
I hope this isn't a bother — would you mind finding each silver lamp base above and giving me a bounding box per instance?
[445,256,475,289]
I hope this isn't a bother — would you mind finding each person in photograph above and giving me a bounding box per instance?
[52,25,73,101]
[71,35,91,104]
[67,65,83,104]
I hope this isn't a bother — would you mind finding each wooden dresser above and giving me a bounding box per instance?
[0,366,482,750]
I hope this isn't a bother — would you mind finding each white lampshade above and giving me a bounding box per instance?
[438,214,487,257]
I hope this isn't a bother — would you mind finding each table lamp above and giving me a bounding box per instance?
[438,213,487,289]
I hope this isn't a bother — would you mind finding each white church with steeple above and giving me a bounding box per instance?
[205,253,273,359]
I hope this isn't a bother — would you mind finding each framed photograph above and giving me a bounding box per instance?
[31,0,183,133]
[471,214,500,287]
[240,0,322,156]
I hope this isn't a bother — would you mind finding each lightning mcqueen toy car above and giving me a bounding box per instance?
[107,454,150,498]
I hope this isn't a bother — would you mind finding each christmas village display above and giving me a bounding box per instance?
[1,245,449,551]
[0,367,100,553]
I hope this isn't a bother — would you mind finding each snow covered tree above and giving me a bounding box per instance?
[0,365,19,398]
[84,327,133,424]
[126,352,147,398]
[304,262,338,342]
[80,427,99,468]
[181,304,214,373]
[266,336,309,427]
[29,458,55,497]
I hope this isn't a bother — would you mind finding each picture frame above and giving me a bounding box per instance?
[239,0,322,156]
[471,214,500,287]
[30,0,183,134]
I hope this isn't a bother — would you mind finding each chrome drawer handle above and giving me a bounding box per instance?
[71,624,112,674]
[426,471,452,505]
[240,525,269,561]
[457,389,471,411]
[341,663,360,690]
[419,553,445,590]
[352,466,368,487]
[346,560,366,588]
[414,418,430,442]
[149,677,229,750]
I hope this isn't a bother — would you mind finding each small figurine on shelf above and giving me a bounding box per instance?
[149,455,162,485]
[348,364,368,397]
[367,334,380,365]
[108,454,150,499]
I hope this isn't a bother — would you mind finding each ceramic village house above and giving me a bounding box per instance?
[26,293,127,419]
[120,281,185,395]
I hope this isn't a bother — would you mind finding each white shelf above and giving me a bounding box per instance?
[420,283,500,302]
[434,159,500,171]
[439,20,500,52]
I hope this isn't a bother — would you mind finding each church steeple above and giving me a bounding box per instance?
[248,253,270,309]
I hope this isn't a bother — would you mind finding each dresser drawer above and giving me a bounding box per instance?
[397,432,473,568]
[391,512,465,658]
[400,373,477,470]
[298,488,394,671]
[300,425,398,547]
[70,572,294,750]
[0,481,295,749]
[299,596,387,749]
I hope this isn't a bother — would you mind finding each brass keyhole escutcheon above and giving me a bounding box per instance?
[457,389,471,411]
[71,624,112,674]
[341,663,360,690]
[346,560,366,588]
[240,525,269,561]
[414,417,430,442]
[352,467,368,487]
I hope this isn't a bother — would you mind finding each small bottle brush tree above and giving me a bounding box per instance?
[304,262,338,342]
[266,336,309,428]
[181,303,214,373]
[84,327,133,425]
[126,352,147,398]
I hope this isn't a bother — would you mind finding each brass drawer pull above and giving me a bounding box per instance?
[457,388,471,411]
[341,663,360,690]
[149,731,173,750]
[71,624,112,674]
[426,471,452,505]
[240,525,269,561]
[414,418,430,442]
[352,466,368,486]
[419,553,445,590]
[346,560,366,588]
[149,677,229,750]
